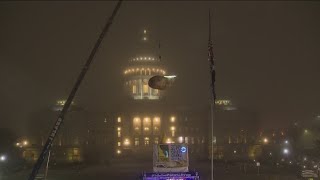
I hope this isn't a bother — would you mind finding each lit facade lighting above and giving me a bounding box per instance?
[170,116,175,123]
[170,126,175,131]
[117,117,121,123]
[23,141,28,146]
[124,139,130,146]
[117,127,121,131]
[166,138,173,144]
[263,138,268,144]
[116,149,121,154]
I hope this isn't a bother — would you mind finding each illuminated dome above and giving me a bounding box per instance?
[123,29,167,100]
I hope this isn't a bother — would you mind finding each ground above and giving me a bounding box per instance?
[1,159,302,180]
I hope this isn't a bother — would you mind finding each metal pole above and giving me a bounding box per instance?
[44,151,51,180]
[27,1,123,179]
[208,9,216,180]
[211,102,215,180]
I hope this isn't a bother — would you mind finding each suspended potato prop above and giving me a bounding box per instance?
[148,75,176,90]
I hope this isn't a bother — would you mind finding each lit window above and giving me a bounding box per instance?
[154,137,159,144]
[143,117,151,134]
[154,89,159,95]
[118,142,121,146]
[135,138,139,146]
[133,117,141,132]
[117,117,121,123]
[117,131,121,138]
[185,137,189,144]
[171,130,175,137]
[124,139,130,146]
[132,85,137,94]
[144,137,149,146]
[170,116,175,123]
[143,84,148,94]
[153,117,161,126]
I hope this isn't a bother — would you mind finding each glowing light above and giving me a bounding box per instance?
[144,127,149,131]
[148,57,151,60]
[143,37,147,41]
[304,129,308,133]
[181,146,187,153]
[144,29,147,34]
[178,136,183,143]
[170,116,175,122]
[215,100,231,106]
[234,150,237,154]
[117,117,121,123]
[263,138,268,144]
[16,143,20,146]
[284,140,289,144]
[117,127,121,131]
[0,155,6,161]
[164,75,176,79]
[170,126,175,131]
[124,139,130,146]
[116,149,121,154]
[23,141,28,146]
[283,148,289,154]
[166,138,173,144]
[144,57,147,60]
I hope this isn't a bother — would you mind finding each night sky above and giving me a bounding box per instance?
[1,1,319,135]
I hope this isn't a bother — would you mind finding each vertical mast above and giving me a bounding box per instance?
[208,9,216,180]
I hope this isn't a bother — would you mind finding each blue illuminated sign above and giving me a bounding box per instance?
[181,146,187,153]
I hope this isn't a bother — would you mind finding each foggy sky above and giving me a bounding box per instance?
[1,1,319,135]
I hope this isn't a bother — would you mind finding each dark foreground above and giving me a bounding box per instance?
[1,159,302,180]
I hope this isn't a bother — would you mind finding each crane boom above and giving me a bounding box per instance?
[27,1,123,179]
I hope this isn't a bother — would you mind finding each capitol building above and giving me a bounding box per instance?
[112,29,207,158]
